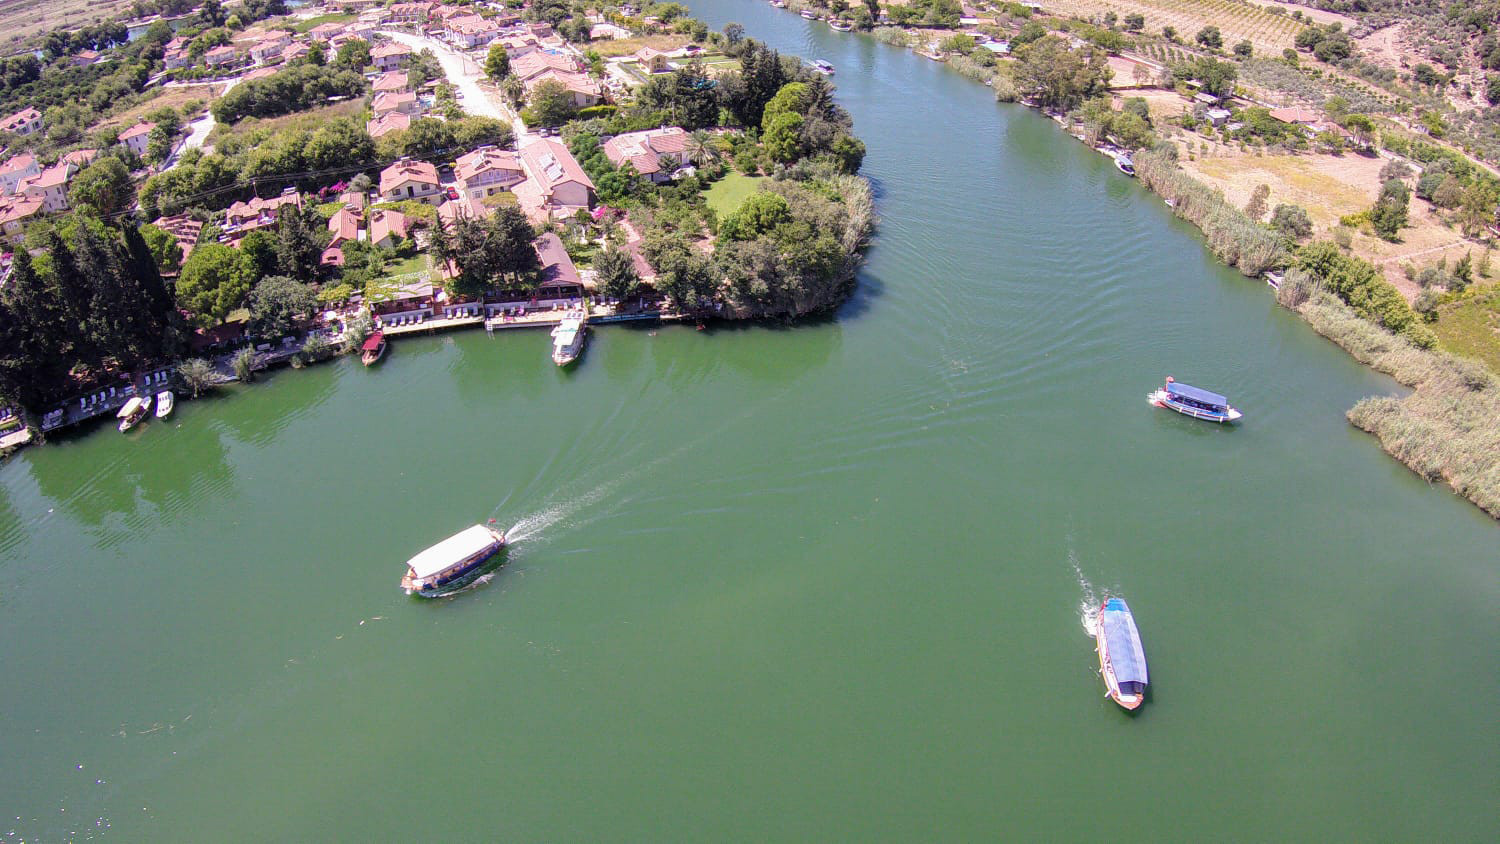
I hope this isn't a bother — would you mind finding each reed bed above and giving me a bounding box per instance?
[1134,150,1288,278]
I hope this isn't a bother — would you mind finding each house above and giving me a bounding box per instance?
[532,231,588,300]
[61,149,98,169]
[980,40,1010,55]
[309,22,346,42]
[0,195,44,244]
[0,107,42,136]
[1267,107,1321,127]
[250,38,285,65]
[225,190,302,230]
[602,127,689,183]
[517,138,594,216]
[1193,91,1221,107]
[634,47,671,73]
[282,42,311,63]
[369,209,408,248]
[512,51,580,81]
[524,68,603,107]
[388,2,436,24]
[372,71,409,93]
[70,49,103,67]
[163,36,192,69]
[205,44,240,68]
[1205,107,1232,127]
[151,213,203,263]
[372,89,420,117]
[19,163,75,212]
[326,206,361,247]
[367,111,412,139]
[118,122,155,158]
[455,146,526,198]
[379,157,442,204]
[498,34,540,59]
[446,14,501,48]
[0,153,40,195]
[371,42,412,72]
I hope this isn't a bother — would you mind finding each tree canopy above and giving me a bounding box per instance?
[1012,36,1112,112]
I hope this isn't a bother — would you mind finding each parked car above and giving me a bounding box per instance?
[445,186,459,200]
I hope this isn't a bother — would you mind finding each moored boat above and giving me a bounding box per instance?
[1148,376,1242,423]
[116,395,152,432]
[400,524,507,596]
[1114,153,1136,176]
[154,390,174,419]
[769,0,786,6]
[811,59,835,75]
[829,18,852,31]
[361,330,387,366]
[1095,597,1148,710]
[551,309,587,366]
[800,9,819,19]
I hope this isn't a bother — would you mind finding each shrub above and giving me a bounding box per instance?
[1271,204,1313,239]
[1298,241,1434,347]
[231,347,256,383]
[176,358,218,397]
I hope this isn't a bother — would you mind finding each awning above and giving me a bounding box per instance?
[361,331,384,352]
[1167,381,1228,407]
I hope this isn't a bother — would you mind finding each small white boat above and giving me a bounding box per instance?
[155,391,174,419]
[400,524,507,596]
[800,9,819,20]
[811,59,834,75]
[1114,154,1136,176]
[550,309,587,366]
[769,0,786,7]
[116,395,152,432]
[828,19,852,31]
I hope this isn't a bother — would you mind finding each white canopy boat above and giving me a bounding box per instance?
[116,395,152,432]
[400,524,507,596]
[551,309,587,366]
[155,390,174,419]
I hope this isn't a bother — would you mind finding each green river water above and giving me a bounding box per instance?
[3,3,1496,840]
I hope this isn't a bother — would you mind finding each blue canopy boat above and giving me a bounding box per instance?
[1149,377,1242,423]
[1095,598,1148,710]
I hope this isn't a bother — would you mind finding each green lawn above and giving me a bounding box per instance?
[382,253,429,278]
[704,172,766,216]
[1432,286,1500,373]
[291,13,355,33]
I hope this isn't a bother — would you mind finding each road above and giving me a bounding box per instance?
[378,30,531,140]
[164,77,239,170]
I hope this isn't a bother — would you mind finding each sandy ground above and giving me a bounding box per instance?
[96,83,224,132]
[1180,146,1480,300]
[1106,55,1160,88]
[1249,0,1355,29]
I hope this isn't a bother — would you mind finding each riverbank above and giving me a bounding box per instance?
[768,6,1496,518]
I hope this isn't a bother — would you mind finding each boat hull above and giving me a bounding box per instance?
[1148,390,1241,423]
[362,344,386,366]
[1095,600,1147,711]
[155,392,174,418]
[401,540,506,597]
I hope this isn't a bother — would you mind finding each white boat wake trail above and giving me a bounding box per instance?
[1071,546,1102,637]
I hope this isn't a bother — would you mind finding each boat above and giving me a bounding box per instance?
[1148,377,1242,423]
[154,390,174,419]
[1264,270,1285,290]
[361,330,386,366]
[550,309,587,366]
[811,59,834,75]
[828,18,852,31]
[1095,597,1148,711]
[1114,154,1136,176]
[769,0,786,6]
[400,524,507,596]
[116,394,152,432]
[800,9,819,19]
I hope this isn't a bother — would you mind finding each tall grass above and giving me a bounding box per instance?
[872,27,911,48]
[1298,293,1500,517]
[1134,150,1289,278]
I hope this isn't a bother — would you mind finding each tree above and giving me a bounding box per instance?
[1123,13,1145,32]
[1370,178,1409,241]
[430,206,540,296]
[723,23,746,46]
[594,244,640,300]
[1459,182,1500,238]
[1378,160,1413,183]
[237,229,279,280]
[145,124,175,165]
[140,223,183,274]
[1271,204,1312,239]
[1245,183,1270,221]
[1012,36,1111,112]
[1412,63,1443,88]
[762,111,804,163]
[527,78,578,127]
[199,0,226,27]
[1162,26,1178,43]
[69,158,135,218]
[247,275,316,340]
[1343,113,1375,149]
[719,192,792,241]
[276,206,323,281]
[336,38,370,71]
[685,130,719,166]
[1233,40,1252,58]
[176,358,217,397]
[1487,74,1500,106]
[1195,26,1222,50]
[306,40,326,67]
[177,242,253,325]
[485,44,511,81]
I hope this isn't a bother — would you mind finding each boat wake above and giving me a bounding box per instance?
[1072,548,1102,637]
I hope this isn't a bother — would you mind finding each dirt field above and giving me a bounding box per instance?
[95,83,223,132]
[588,34,691,58]
[1041,0,1311,53]
[1180,147,1480,300]
[0,0,137,51]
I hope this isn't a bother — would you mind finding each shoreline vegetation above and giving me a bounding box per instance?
[770,0,1497,517]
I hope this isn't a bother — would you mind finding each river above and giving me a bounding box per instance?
[2,2,1495,840]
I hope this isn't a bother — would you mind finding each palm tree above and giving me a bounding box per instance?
[685,130,719,166]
